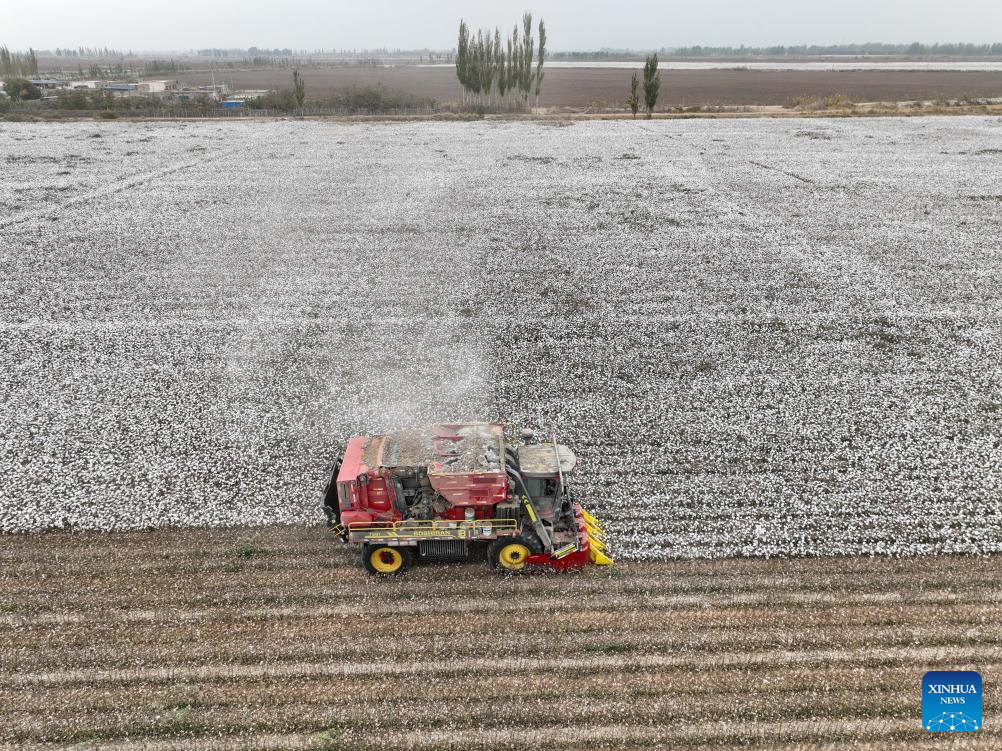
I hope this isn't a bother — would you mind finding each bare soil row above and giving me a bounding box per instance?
[1,527,998,749]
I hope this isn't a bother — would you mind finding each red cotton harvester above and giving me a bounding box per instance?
[321,423,613,576]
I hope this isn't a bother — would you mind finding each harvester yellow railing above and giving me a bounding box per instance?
[581,508,614,565]
[334,508,614,566]
[346,518,518,543]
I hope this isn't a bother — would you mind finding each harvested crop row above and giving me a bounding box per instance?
[1,528,998,749]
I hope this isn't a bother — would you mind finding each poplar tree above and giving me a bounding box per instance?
[521,13,534,106]
[293,69,305,111]
[508,25,520,108]
[0,46,38,77]
[497,33,508,103]
[627,72,639,118]
[535,20,546,108]
[457,20,470,105]
[493,28,502,106]
[643,54,661,119]
[469,29,482,104]
[481,30,497,106]
[453,13,545,112]
[505,34,515,108]
[471,30,481,105]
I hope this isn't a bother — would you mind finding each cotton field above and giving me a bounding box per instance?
[1,117,1000,558]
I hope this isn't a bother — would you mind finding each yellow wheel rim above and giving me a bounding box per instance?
[499,543,530,570]
[370,547,403,574]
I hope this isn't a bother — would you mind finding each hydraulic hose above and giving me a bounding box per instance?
[505,466,532,501]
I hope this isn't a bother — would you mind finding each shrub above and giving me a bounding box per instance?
[329,84,436,113]
[251,84,438,113]
[3,77,41,101]
[235,535,266,559]
[823,93,853,109]
[245,88,299,112]
[56,90,91,110]
[787,93,855,111]
[91,90,118,110]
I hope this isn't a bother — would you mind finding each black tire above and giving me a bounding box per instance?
[488,533,543,573]
[362,545,414,577]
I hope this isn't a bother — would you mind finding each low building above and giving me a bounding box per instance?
[103,82,138,96]
[232,89,271,101]
[221,90,272,108]
[177,84,227,103]
[30,79,68,90]
[137,79,181,95]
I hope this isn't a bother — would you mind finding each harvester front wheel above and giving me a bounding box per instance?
[488,534,542,574]
[363,545,413,577]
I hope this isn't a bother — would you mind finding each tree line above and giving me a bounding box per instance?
[456,13,545,109]
[49,46,127,58]
[672,42,1002,57]
[1,47,39,77]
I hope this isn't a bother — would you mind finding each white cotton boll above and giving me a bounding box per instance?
[0,118,1000,560]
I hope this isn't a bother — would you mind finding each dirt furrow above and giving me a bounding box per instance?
[6,565,995,609]
[7,717,997,751]
[9,644,1000,689]
[2,530,997,748]
[5,587,999,628]
[0,693,927,745]
[346,717,998,751]
[10,659,998,712]
[6,619,997,673]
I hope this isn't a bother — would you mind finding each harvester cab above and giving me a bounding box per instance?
[321,423,613,576]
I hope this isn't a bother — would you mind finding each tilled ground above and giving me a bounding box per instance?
[173,66,1002,108]
[1,527,999,749]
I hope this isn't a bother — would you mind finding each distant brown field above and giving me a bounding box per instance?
[175,66,1002,107]
[2,527,999,750]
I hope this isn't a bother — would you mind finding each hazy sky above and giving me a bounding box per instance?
[6,0,1002,52]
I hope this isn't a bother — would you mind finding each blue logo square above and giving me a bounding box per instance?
[923,671,982,731]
